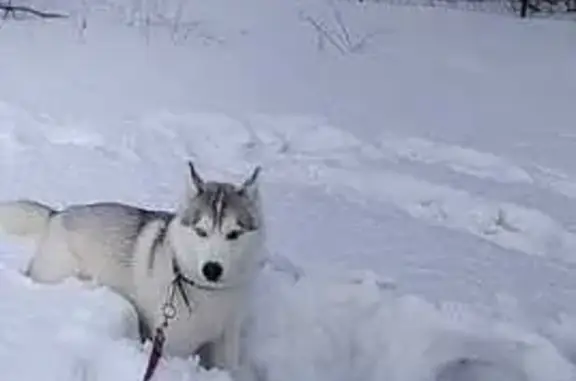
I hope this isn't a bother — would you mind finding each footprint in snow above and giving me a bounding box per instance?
[435,357,527,381]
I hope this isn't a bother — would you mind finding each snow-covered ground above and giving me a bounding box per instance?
[0,0,576,380]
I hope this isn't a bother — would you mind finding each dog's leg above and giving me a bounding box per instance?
[196,341,216,369]
[211,318,242,374]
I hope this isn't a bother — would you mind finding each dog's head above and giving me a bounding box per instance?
[170,161,265,288]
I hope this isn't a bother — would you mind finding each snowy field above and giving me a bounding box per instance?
[0,0,576,380]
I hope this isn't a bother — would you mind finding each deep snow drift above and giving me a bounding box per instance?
[0,0,576,380]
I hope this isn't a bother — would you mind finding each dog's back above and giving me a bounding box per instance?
[60,202,171,267]
[0,200,171,287]
[46,202,174,295]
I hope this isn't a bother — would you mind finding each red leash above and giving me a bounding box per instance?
[142,326,167,381]
[141,273,182,381]
[141,258,211,381]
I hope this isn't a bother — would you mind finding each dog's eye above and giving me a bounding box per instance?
[225,230,242,241]
[194,227,208,238]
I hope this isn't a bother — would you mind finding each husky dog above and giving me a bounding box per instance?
[0,161,265,374]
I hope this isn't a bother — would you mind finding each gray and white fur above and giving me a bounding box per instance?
[0,161,266,375]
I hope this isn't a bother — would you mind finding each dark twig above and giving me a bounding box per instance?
[299,12,347,55]
[0,1,68,20]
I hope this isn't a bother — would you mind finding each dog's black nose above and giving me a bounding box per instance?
[202,261,223,282]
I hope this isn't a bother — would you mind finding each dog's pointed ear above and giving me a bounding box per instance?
[239,166,262,198]
[187,160,205,195]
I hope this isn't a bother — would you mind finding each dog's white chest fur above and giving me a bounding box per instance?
[157,289,240,356]
[131,218,247,361]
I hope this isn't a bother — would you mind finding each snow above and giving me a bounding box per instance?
[0,0,576,380]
